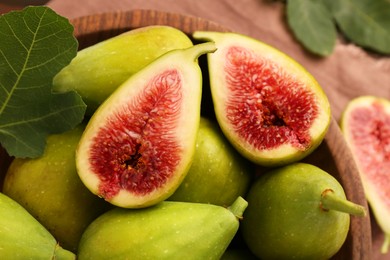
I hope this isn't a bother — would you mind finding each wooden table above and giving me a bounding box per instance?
[2,1,390,259]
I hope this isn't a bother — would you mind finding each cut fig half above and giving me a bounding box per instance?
[193,31,331,166]
[76,42,217,208]
[340,95,390,253]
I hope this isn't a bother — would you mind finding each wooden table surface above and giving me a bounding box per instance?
[1,1,390,259]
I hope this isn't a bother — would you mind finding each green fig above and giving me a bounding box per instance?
[78,196,248,260]
[0,192,75,259]
[193,31,331,167]
[53,25,193,114]
[3,124,110,252]
[169,116,253,206]
[76,42,216,208]
[241,162,366,260]
[340,95,390,253]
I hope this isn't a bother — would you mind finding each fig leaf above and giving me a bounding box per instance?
[286,0,337,57]
[0,6,86,158]
[327,0,390,55]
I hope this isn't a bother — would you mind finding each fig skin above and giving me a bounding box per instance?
[76,42,217,209]
[193,31,331,167]
[241,163,365,260]
[168,116,253,206]
[77,196,248,260]
[0,192,75,259]
[53,25,193,114]
[340,95,390,253]
[2,124,111,252]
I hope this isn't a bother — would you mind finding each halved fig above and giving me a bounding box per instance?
[340,95,390,253]
[193,31,331,166]
[76,42,216,208]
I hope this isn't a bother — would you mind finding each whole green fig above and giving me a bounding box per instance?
[241,163,366,259]
[78,197,248,260]
[0,192,75,259]
[3,124,110,252]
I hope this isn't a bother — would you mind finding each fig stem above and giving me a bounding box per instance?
[381,233,390,254]
[227,196,248,220]
[320,189,366,217]
[184,41,217,61]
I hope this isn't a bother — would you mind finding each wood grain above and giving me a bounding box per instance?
[68,10,372,259]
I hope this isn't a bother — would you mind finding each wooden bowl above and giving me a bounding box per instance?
[0,9,372,259]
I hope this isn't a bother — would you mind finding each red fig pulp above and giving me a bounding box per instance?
[76,42,217,208]
[193,31,331,166]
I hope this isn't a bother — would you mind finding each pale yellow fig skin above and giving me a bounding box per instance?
[78,197,248,260]
[53,25,194,114]
[3,124,110,252]
[168,117,253,206]
[0,192,75,259]
[76,42,217,209]
[193,31,331,167]
[340,95,390,253]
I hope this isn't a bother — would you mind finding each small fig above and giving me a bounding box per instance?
[77,196,248,260]
[53,25,193,114]
[340,95,390,253]
[241,162,366,259]
[76,42,217,208]
[193,31,331,166]
[0,192,75,259]
[2,124,110,252]
[169,116,253,206]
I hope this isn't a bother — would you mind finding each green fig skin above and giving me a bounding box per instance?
[241,163,356,260]
[168,117,253,206]
[78,197,248,260]
[0,192,75,259]
[2,124,111,252]
[53,25,193,114]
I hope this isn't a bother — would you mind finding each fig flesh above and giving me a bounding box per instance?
[0,192,75,259]
[2,124,111,252]
[340,95,390,253]
[77,196,248,260]
[193,31,331,166]
[241,163,366,259]
[76,42,217,208]
[53,25,193,114]
[168,117,253,206]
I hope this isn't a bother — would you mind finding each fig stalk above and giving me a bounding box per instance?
[184,41,217,61]
[321,189,367,217]
[227,196,248,220]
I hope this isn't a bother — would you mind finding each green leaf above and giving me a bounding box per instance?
[328,0,390,54]
[286,0,337,56]
[0,6,86,158]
